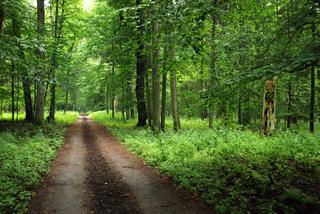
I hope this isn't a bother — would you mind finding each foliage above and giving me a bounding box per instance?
[0,112,78,213]
[91,111,320,213]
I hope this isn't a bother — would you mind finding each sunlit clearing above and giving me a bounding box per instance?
[83,0,94,12]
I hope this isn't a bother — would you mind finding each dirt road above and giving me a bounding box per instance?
[28,115,213,214]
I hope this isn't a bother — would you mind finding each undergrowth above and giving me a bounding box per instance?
[91,111,320,213]
[0,111,79,213]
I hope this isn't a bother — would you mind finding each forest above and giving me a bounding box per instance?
[0,0,319,213]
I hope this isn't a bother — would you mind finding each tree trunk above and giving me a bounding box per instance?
[208,11,217,129]
[310,66,315,133]
[161,50,167,130]
[152,21,161,130]
[11,62,15,126]
[309,22,316,133]
[170,69,180,131]
[146,69,152,127]
[260,77,277,136]
[287,82,292,128]
[34,0,46,125]
[16,78,20,122]
[135,0,147,127]
[111,64,115,119]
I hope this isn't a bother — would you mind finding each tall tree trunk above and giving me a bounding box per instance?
[12,17,34,122]
[310,66,315,133]
[146,69,152,127]
[161,49,168,130]
[126,72,133,120]
[16,78,20,122]
[111,64,115,119]
[11,62,15,126]
[309,23,316,133]
[135,0,147,127]
[34,0,46,125]
[152,21,160,130]
[287,82,292,128]
[49,0,65,121]
[208,10,217,129]
[170,69,180,131]
[260,77,277,136]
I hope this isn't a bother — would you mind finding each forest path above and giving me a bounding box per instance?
[28,115,213,214]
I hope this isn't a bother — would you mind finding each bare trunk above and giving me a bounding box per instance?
[34,0,46,125]
[161,54,167,130]
[310,66,315,133]
[135,0,147,127]
[11,62,15,126]
[146,69,152,127]
[287,82,292,128]
[260,77,277,136]
[209,11,217,129]
[152,21,160,130]
[170,69,180,131]
[111,64,115,118]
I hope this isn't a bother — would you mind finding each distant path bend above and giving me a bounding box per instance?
[28,115,214,214]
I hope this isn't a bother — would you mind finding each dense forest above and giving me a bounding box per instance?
[0,0,319,213]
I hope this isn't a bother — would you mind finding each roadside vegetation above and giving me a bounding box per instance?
[91,111,320,213]
[0,112,78,213]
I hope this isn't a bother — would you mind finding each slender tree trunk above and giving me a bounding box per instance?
[34,0,46,125]
[161,49,168,130]
[111,64,115,119]
[309,23,316,133]
[11,62,15,126]
[170,69,180,131]
[260,77,277,136]
[310,66,315,133]
[152,21,161,130]
[209,10,217,129]
[126,73,133,120]
[238,94,243,125]
[287,82,292,128]
[146,69,152,126]
[135,0,147,127]
[16,78,20,122]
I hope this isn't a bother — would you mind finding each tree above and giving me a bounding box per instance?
[34,0,46,125]
[135,0,148,127]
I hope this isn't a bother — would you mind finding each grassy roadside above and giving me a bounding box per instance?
[90,111,320,213]
[0,112,79,213]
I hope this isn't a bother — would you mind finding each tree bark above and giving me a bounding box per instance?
[161,49,168,130]
[287,82,292,128]
[170,68,180,131]
[34,0,46,125]
[135,0,147,127]
[208,10,217,129]
[111,64,115,119]
[310,66,315,133]
[11,61,15,126]
[309,22,316,133]
[146,68,152,127]
[152,21,160,130]
[260,77,277,136]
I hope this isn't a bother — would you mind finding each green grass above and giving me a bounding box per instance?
[91,111,320,213]
[0,111,79,213]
